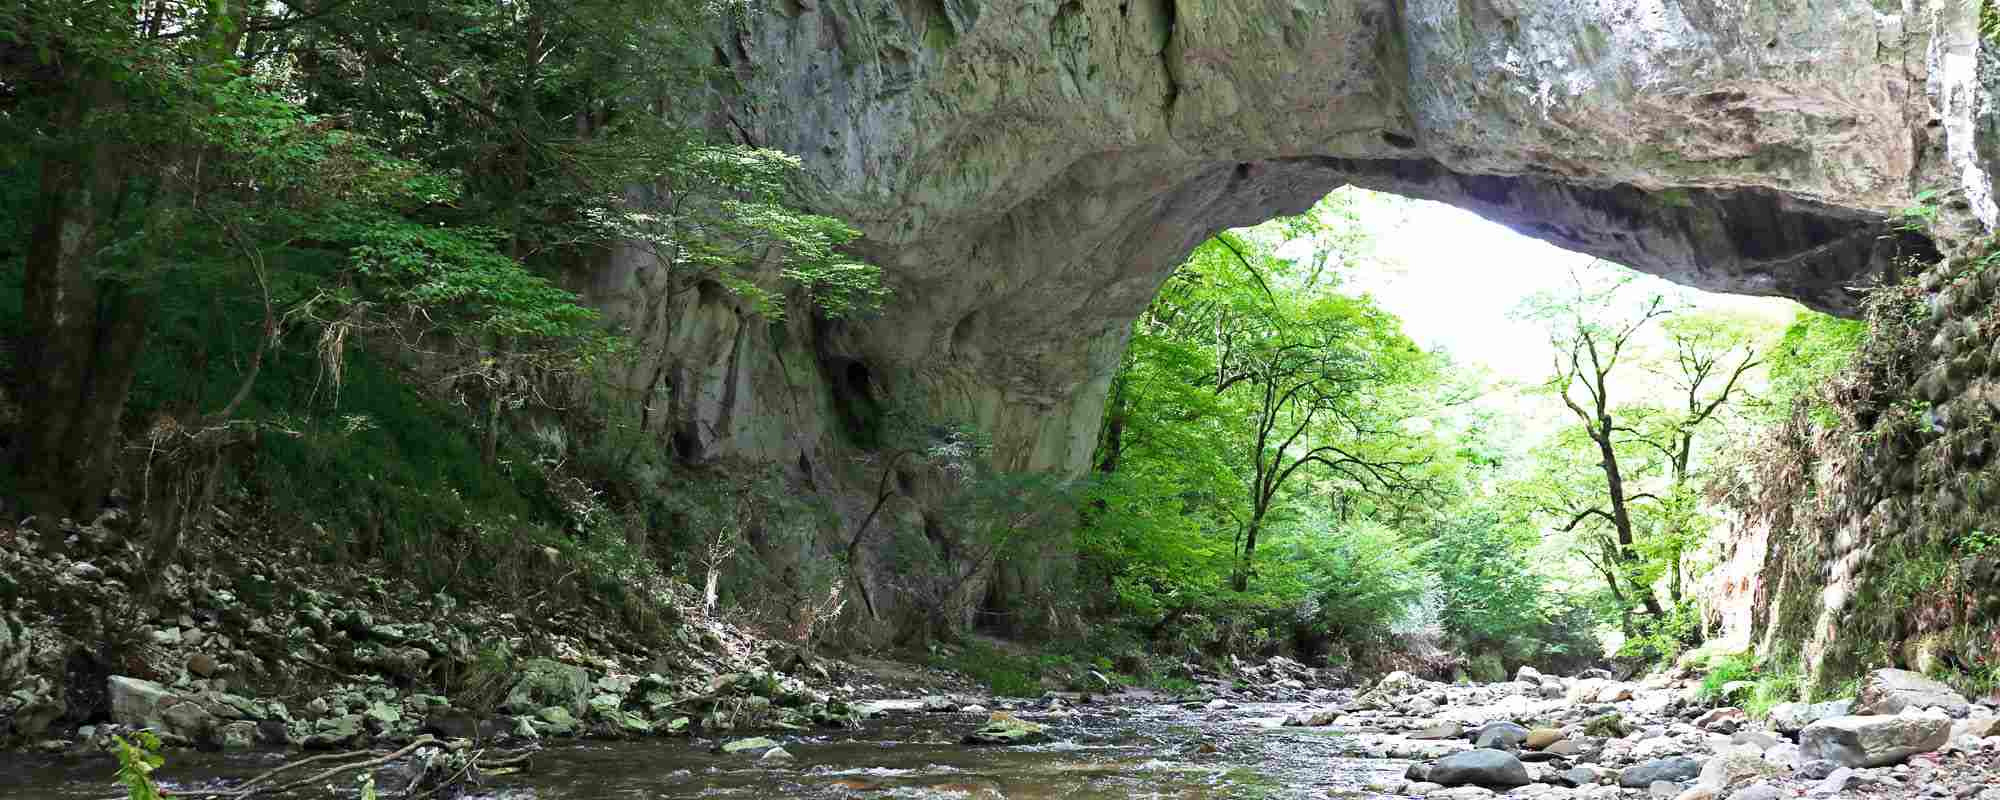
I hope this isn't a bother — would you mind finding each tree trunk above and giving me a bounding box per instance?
[1591,419,1664,618]
[1231,516,1262,592]
[16,72,154,532]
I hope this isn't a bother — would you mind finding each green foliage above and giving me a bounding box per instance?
[929,641,1050,698]
[1760,311,1867,427]
[1745,668,1804,719]
[1616,600,1704,665]
[1698,653,1754,703]
[111,732,166,800]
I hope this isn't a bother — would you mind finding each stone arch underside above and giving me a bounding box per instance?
[708,0,1996,478]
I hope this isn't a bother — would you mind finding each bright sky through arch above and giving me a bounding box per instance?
[1282,188,1805,386]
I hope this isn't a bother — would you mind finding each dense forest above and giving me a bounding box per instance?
[6,1,2000,797]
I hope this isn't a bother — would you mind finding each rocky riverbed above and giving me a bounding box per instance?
[10,655,2000,798]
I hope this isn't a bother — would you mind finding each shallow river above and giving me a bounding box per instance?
[3,699,1418,799]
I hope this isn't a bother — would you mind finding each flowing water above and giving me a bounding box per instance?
[2,698,1425,799]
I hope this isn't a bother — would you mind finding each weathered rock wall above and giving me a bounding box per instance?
[585,0,2000,639]
[1708,244,2000,687]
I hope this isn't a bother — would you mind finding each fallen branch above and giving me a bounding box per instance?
[105,735,439,799]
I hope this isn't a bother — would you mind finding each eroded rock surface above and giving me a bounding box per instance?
[587,0,2000,635]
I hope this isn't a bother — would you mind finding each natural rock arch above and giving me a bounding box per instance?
[693,0,1988,479]
[582,0,2000,638]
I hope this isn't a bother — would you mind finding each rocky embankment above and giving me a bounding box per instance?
[1320,667,2000,800]
[0,516,864,754]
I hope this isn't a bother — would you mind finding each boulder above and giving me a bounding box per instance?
[1557,766,1600,788]
[1798,714,1950,767]
[534,706,578,737]
[1854,669,1965,715]
[503,659,591,717]
[962,715,1048,745]
[1619,757,1702,788]
[1427,749,1532,789]
[304,714,363,749]
[1473,721,1529,751]
[1525,728,1564,750]
[108,676,179,732]
[1767,699,1853,734]
[1760,742,1799,768]
[1728,783,1783,800]
[1806,766,1854,797]
[1282,709,1338,727]
[718,736,782,755]
[1694,707,1747,733]
[1409,721,1464,740]
[1695,749,1780,793]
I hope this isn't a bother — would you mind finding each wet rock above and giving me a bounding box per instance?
[962,716,1047,746]
[719,736,781,755]
[1406,762,1432,782]
[1798,714,1951,767]
[1409,721,1465,740]
[1855,670,1965,716]
[1768,699,1852,735]
[1427,749,1532,789]
[217,721,256,751]
[423,712,504,741]
[1620,757,1702,788]
[1526,728,1564,750]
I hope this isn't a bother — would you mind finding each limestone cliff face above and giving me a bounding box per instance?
[591,0,2000,638]
[718,0,1979,475]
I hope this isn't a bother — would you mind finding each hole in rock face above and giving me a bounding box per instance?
[826,357,886,447]
[951,311,980,358]
[695,279,729,307]
[1380,131,1417,149]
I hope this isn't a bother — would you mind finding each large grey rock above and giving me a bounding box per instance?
[1798,714,1951,767]
[1619,757,1702,788]
[503,659,591,717]
[1427,749,1531,789]
[1474,722,1530,751]
[109,677,186,733]
[1854,669,1966,715]
[1768,700,1852,735]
